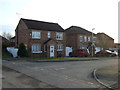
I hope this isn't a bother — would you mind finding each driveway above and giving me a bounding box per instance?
[2,58,118,88]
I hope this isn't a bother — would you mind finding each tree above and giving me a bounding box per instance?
[2,32,12,40]
[17,43,28,57]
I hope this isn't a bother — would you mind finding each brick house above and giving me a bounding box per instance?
[1,35,11,46]
[15,18,65,57]
[65,26,96,55]
[10,36,15,47]
[114,43,120,49]
[96,33,114,50]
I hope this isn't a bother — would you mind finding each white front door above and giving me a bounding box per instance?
[50,45,54,57]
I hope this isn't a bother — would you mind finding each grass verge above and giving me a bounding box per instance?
[16,57,80,60]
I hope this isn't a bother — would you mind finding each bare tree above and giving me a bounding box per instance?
[2,32,12,40]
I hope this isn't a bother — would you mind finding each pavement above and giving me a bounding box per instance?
[93,65,118,90]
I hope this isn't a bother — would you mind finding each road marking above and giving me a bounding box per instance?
[88,82,94,85]
[55,68,65,70]
[40,68,44,71]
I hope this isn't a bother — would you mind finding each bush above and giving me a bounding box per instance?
[17,43,28,57]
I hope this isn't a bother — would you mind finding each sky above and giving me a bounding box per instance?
[0,0,119,43]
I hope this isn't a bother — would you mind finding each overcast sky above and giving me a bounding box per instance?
[0,0,119,43]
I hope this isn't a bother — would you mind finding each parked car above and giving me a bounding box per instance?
[69,49,90,57]
[95,50,117,57]
[106,50,118,56]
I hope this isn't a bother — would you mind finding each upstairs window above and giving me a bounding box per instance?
[32,31,41,39]
[48,32,51,38]
[84,36,87,42]
[88,37,91,42]
[56,32,63,40]
[80,36,83,42]
[93,37,96,42]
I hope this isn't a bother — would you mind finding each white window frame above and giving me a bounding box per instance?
[56,32,63,40]
[84,36,87,42]
[93,37,96,42]
[88,36,91,42]
[80,36,83,42]
[32,44,42,53]
[48,32,51,38]
[32,31,41,39]
[57,44,63,51]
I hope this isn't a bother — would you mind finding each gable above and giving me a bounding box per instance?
[15,19,28,31]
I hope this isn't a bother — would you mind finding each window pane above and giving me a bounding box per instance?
[57,44,63,51]
[84,36,87,42]
[93,37,96,42]
[48,32,51,38]
[32,31,41,39]
[32,44,41,53]
[88,37,91,41]
[80,36,83,42]
[56,33,63,40]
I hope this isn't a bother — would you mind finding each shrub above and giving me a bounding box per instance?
[17,43,28,57]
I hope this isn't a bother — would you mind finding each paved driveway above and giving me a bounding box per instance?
[2,58,118,88]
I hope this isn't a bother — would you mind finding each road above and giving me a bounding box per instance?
[2,66,56,88]
[2,58,118,88]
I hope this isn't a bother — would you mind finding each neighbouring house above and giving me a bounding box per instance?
[1,35,11,47]
[109,43,120,52]
[96,33,114,50]
[65,26,96,55]
[114,43,120,49]
[1,35,11,56]
[10,36,16,47]
[15,18,65,57]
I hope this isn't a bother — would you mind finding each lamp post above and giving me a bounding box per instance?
[92,28,95,57]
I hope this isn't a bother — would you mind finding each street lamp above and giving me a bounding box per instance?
[92,28,95,57]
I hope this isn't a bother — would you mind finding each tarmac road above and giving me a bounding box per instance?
[2,58,118,88]
[2,66,56,88]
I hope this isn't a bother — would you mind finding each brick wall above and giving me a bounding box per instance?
[96,33,114,50]
[15,21,65,57]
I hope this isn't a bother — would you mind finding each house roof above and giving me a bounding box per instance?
[0,35,10,43]
[21,18,64,32]
[10,36,15,39]
[97,33,114,40]
[43,38,52,44]
[65,26,93,35]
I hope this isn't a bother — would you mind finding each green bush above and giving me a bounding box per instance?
[17,43,28,57]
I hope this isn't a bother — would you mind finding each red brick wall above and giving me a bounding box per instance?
[65,33,77,49]
[96,33,114,50]
[77,34,93,49]
[16,21,65,57]
[65,33,94,50]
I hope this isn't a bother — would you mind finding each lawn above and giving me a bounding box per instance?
[16,57,80,60]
